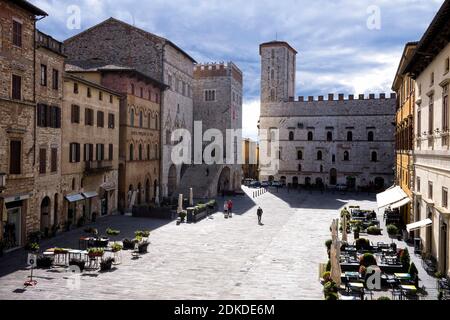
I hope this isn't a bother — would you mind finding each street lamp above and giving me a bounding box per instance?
[0,172,6,193]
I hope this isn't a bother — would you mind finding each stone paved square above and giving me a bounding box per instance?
[0,187,439,300]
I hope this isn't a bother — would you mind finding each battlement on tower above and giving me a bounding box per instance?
[194,61,243,84]
[292,92,396,103]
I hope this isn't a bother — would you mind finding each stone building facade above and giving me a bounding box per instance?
[61,73,121,228]
[34,30,65,235]
[63,18,196,200]
[392,42,417,227]
[242,138,259,181]
[0,0,47,250]
[65,65,165,212]
[404,0,450,276]
[259,41,396,190]
[174,62,243,198]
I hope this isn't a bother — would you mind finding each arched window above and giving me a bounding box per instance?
[154,144,159,159]
[347,131,353,141]
[271,69,275,80]
[147,144,150,160]
[139,111,143,128]
[297,150,303,160]
[308,131,313,141]
[148,114,151,129]
[155,114,158,130]
[317,150,323,160]
[344,151,350,161]
[289,131,294,141]
[371,151,378,162]
[327,131,332,142]
[139,144,143,160]
[368,131,374,141]
[129,144,134,161]
[130,109,135,127]
[298,164,302,172]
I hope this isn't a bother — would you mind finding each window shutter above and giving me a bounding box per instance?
[51,148,57,172]
[76,144,80,162]
[56,107,61,128]
[39,149,47,174]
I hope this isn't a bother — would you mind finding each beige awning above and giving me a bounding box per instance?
[376,186,409,209]
[391,197,411,209]
[406,219,432,232]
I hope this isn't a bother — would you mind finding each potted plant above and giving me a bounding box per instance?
[367,226,382,235]
[138,241,149,254]
[135,230,150,238]
[360,253,377,267]
[100,257,114,271]
[387,224,399,241]
[122,239,135,250]
[355,238,370,251]
[69,258,86,272]
[111,243,123,253]
[106,228,120,237]
[25,242,40,253]
[53,248,69,255]
[88,248,104,258]
[321,271,331,284]
[179,210,187,223]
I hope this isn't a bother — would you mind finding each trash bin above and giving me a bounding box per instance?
[414,238,422,255]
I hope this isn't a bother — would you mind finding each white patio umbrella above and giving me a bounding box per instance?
[177,194,183,213]
[189,188,194,206]
[342,213,348,242]
[330,219,342,286]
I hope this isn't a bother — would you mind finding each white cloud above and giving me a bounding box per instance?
[242,99,260,141]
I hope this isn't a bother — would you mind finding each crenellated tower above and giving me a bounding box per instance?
[260,41,297,104]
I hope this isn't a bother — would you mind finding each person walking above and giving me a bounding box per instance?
[227,200,233,218]
[257,206,263,224]
[223,201,229,218]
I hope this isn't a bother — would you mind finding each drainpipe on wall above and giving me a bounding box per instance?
[160,42,167,201]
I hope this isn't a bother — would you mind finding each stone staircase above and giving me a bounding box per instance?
[174,164,224,199]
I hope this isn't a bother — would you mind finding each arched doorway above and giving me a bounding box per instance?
[168,164,177,197]
[315,177,323,186]
[145,179,150,203]
[137,183,142,205]
[53,193,59,227]
[268,176,275,183]
[305,177,311,186]
[217,167,231,194]
[330,169,337,185]
[40,197,51,233]
[292,176,299,187]
[280,176,287,186]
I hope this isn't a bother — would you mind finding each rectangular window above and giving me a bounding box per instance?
[39,148,46,174]
[51,148,57,172]
[85,108,94,126]
[52,69,59,90]
[87,87,91,98]
[417,110,422,137]
[69,143,80,163]
[428,181,433,200]
[430,72,434,86]
[205,90,216,102]
[84,144,94,162]
[443,85,449,132]
[109,144,113,161]
[140,87,143,98]
[37,104,48,127]
[99,91,103,101]
[108,113,115,129]
[9,140,21,174]
[429,94,434,134]
[96,144,104,161]
[12,74,21,100]
[109,95,113,104]
[417,177,421,193]
[446,58,450,74]
[74,83,79,94]
[443,187,448,208]
[12,20,22,47]
[97,111,104,128]
[40,64,47,86]
[71,105,80,124]
[51,106,61,128]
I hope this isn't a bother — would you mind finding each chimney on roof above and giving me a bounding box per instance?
[289,96,294,102]
[328,94,334,101]
[318,95,324,101]
[380,93,386,99]
[338,94,344,101]
[369,94,375,99]
[298,96,304,102]
[359,94,365,100]
[308,96,314,102]
[349,94,354,100]
[390,93,396,99]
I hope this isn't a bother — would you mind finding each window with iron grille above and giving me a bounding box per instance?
[97,111,104,128]
[85,108,94,126]
[108,113,115,129]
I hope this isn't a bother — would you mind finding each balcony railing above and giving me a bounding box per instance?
[85,160,113,174]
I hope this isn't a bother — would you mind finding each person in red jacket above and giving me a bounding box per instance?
[227,200,233,218]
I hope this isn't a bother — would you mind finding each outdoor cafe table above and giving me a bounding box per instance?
[400,284,418,298]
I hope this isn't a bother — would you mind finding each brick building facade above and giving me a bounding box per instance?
[0,0,47,250]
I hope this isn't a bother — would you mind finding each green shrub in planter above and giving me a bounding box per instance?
[106,228,120,236]
[367,226,382,235]
[378,296,391,300]
[135,230,150,238]
[360,253,377,267]
[322,271,331,283]
[122,239,135,250]
[387,224,399,237]
[355,238,370,250]
[325,292,339,300]
[323,281,338,299]
[111,243,123,252]
[179,211,187,222]
[25,242,40,253]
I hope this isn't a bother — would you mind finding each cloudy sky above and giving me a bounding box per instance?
[31,0,444,140]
